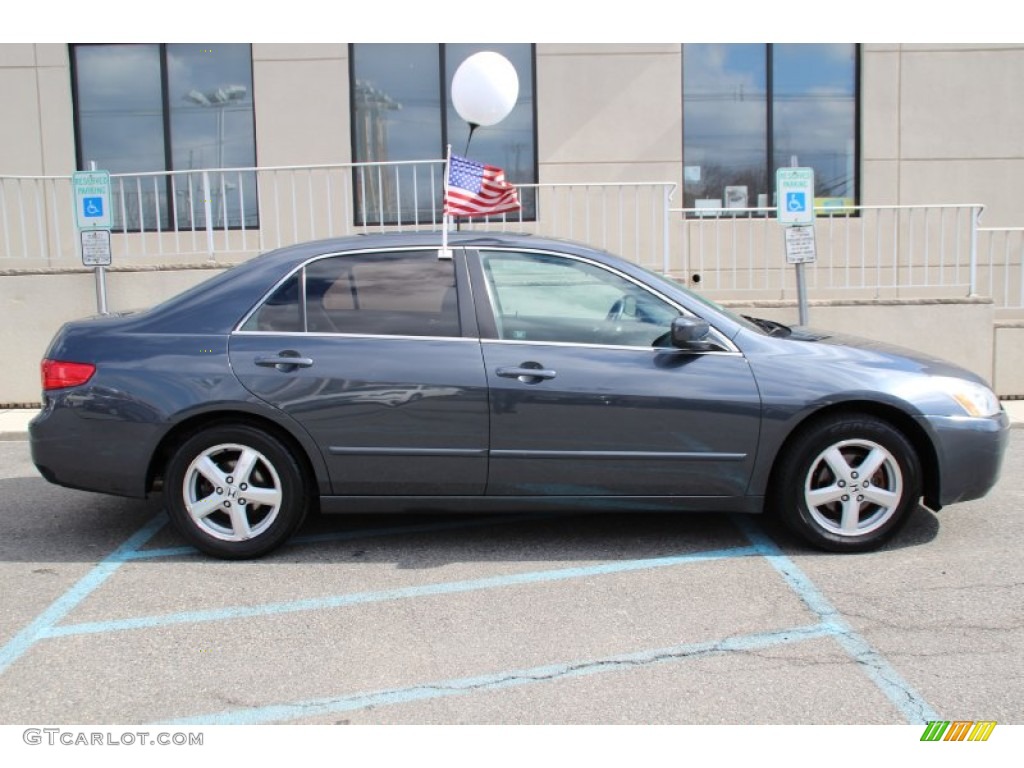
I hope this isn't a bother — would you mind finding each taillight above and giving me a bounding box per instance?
[42,359,96,391]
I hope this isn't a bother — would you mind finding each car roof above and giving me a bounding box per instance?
[256,230,606,266]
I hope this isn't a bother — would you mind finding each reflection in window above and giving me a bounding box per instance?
[350,44,537,225]
[480,251,678,347]
[682,44,857,213]
[71,44,258,231]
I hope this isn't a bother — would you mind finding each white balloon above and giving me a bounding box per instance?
[451,52,520,127]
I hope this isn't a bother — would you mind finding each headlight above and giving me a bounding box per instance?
[933,378,1002,418]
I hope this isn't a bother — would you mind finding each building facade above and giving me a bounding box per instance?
[1,43,1023,403]
[4,43,1023,224]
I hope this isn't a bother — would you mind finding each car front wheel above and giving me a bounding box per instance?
[164,424,310,559]
[774,414,922,552]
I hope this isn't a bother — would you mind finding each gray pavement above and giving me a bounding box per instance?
[0,429,1022,727]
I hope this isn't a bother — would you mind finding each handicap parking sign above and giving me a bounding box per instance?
[73,170,112,229]
[776,167,815,225]
[83,197,104,218]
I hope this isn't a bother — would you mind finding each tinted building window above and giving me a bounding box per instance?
[71,43,258,230]
[682,44,858,212]
[350,44,537,224]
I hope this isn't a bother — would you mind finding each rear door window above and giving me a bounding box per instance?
[242,250,461,337]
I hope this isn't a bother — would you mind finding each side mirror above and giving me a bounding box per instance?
[670,316,711,348]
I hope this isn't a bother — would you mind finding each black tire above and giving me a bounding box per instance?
[164,424,310,559]
[773,414,922,552]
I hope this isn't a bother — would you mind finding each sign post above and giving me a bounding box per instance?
[73,169,113,314]
[776,166,816,325]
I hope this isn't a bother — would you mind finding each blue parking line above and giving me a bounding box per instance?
[731,515,939,723]
[121,512,563,561]
[0,514,166,676]
[45,544,759,639]
[161,622,835,725]
[2,504,940,726]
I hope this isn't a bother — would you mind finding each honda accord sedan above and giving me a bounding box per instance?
[30,232,1009,558]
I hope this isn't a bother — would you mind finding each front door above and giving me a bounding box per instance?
[472,249,761,498]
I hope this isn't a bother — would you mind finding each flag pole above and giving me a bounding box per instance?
[440,144,452,259]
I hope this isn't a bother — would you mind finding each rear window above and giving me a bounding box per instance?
[241,250,460,337]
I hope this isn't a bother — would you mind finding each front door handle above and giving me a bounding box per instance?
[255,352,314,372]
[496,365,557,384]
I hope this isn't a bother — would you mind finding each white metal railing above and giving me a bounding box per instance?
[672,203,985,300]
[0,162,674,272]
[5,163,1021,309]
[978,227,1024,310]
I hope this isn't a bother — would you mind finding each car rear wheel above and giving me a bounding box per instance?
[774,414,922,552]
[164,424,310,559]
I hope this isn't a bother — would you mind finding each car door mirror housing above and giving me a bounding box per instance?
[671,316,711,348]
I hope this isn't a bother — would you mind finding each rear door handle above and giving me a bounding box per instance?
[496,365,557,383]
[255,353,314,371]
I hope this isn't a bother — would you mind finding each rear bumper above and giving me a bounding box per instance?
[921,410,1010,507]
[30,400,154,498]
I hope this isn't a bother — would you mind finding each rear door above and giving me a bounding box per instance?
[469,248,762,498]
[230,248,489,495]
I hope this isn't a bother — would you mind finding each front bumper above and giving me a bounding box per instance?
[921,410,1011,507]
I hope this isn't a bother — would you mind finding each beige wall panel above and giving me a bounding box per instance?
[0,69,43,175]
[538,48,682,167]
[994,323,1024,396]
[36,66,76,175]
[0,44,35,67]
[33,44,68,68]
[899,44,1024,52]
[860,50,900,161]
[860,160,901,206]
[252,56,350,167]
[897,159,1024,225]
[253,44,348,61]
[900,48,1024,159]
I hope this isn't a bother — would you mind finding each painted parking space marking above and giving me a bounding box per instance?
[732,516,940,723]
[0,514,166,675]
[44,544,758,638]
[0,508,940,725]
[164,623,836,726]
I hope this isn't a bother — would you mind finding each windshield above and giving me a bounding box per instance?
[629,264,771,335]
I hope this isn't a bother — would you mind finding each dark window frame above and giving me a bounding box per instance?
[347,43,539,226]
[681,43,861,217]
[69,43,259,233]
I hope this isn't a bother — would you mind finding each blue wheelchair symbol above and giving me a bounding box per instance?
[786,192,806,213]
[83,197,104,218]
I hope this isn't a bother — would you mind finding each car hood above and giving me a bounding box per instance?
[738,324,994,408]
[785,326,986,380]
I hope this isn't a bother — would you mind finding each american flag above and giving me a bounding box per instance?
[444,154,521,217]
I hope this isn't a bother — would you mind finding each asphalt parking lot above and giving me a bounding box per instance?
[0,432,1022,726]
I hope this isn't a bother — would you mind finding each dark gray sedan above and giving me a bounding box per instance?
[30,232,1010,558]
